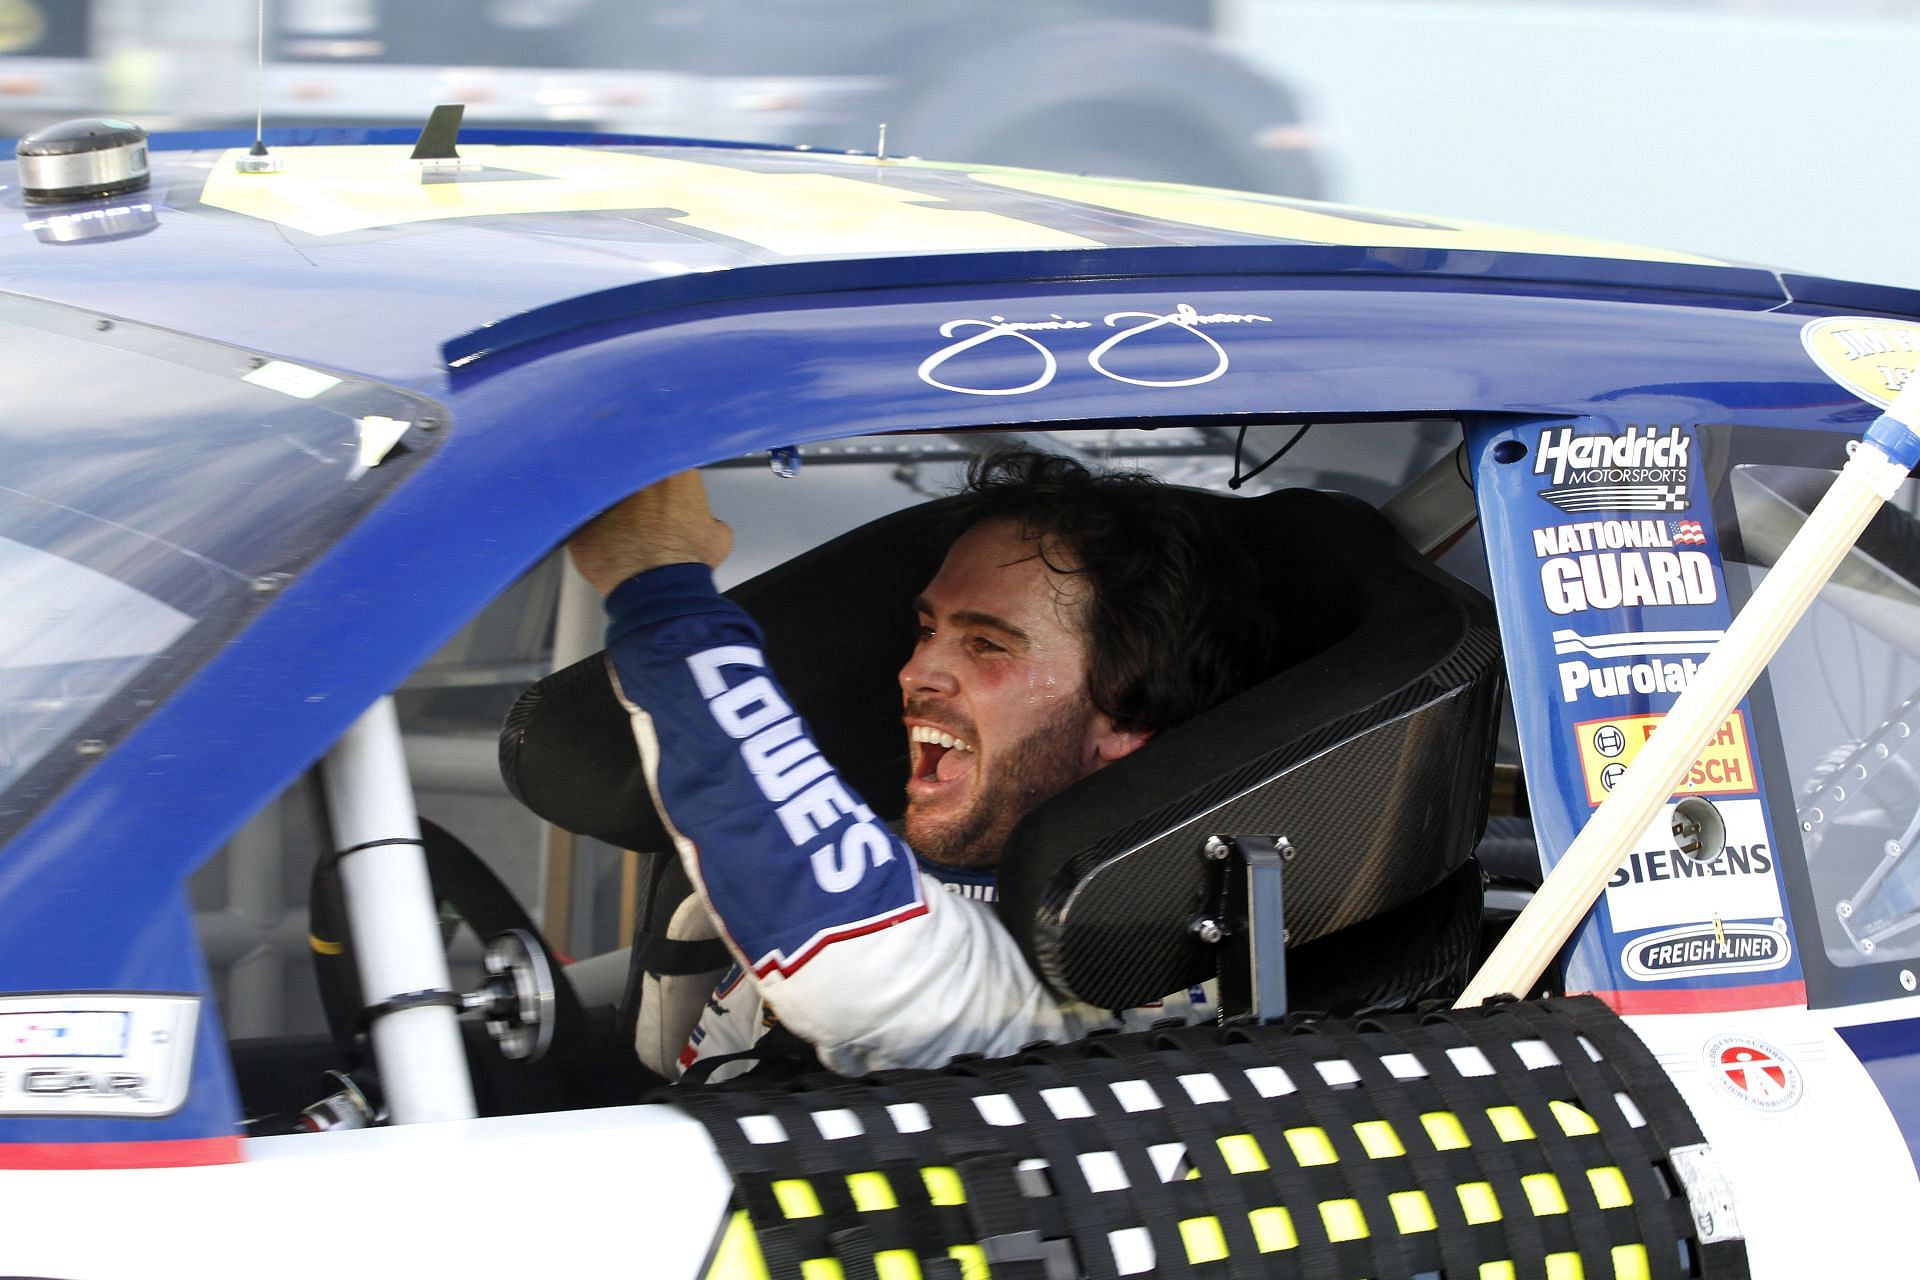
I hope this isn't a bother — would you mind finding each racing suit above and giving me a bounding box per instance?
[604,563,1209,1080]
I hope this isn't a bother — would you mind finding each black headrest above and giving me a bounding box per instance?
[501,486,1500,1009]
[998,490,1502,1009]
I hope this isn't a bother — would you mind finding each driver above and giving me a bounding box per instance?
[568,450,1275,1080]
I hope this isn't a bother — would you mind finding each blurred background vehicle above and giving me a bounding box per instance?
[0,0,1322,194]
[1230,0,1920,289]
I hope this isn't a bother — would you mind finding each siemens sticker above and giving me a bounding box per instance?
[1533,424,1692,514]
[1603,798,1782,932]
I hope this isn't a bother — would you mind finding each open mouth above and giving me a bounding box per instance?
[910,725,976,787]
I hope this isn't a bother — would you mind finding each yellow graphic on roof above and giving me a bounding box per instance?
[961,167,1727,267]
[0,0,46,54]
[199,146,1100,253]
[1801,315,1920,408]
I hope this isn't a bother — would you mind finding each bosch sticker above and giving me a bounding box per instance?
[1603,798,1781,932]
[1801,316,1920,405]
[1622,919,1791,982]
[0,994,198,1119]
[1577,710,1756,806]
[1532,423,1692,514]
[1703,1034,1804,1112]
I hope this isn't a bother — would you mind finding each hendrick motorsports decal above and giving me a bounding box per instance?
[1623,919,1791,982]
[1577,710,1756,806]
[1553,626,1721,703]
[1533,423,1692,514]
[0,993,198,1118]
[1801,316,1920,406]
[916,303,1271,396]
[1703,1033,1803,1112]
[1604,798,1781,933]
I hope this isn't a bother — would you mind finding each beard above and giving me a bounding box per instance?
[903,698,1096,871]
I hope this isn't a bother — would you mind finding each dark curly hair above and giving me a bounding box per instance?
[954,449,1277,734]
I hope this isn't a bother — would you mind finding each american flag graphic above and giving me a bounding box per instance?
[1671,519,1707,545]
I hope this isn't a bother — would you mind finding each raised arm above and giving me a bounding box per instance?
[568,475,1091,1073]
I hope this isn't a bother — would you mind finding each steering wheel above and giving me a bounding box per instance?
[308,818,610,1115]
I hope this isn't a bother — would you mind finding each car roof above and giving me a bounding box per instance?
[6,126,1916,390]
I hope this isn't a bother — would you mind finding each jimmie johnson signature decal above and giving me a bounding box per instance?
[917,303,1272,396]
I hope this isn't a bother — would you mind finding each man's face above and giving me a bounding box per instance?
[898,518,1146,869]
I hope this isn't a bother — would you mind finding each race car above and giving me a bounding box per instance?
[1,112,1918,1277]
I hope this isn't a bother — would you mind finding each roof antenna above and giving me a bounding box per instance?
[411,104,466,163]
[408,104,476,179]
[236,0,281,174]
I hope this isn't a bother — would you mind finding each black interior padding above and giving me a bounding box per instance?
[997,487,1503,1009]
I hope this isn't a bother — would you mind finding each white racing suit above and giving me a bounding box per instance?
[604,563,1210,1081]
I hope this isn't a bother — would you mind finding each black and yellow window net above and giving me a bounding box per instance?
[678,996,1745,1280]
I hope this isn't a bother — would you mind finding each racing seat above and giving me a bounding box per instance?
[500,483,1502,1073]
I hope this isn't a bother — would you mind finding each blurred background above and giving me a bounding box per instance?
[3,0,1913,287]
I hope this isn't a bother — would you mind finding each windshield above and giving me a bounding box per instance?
[0,294,441,840]
[1728,456,1920,993]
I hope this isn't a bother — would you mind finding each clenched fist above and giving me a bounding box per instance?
[568,470,734,597]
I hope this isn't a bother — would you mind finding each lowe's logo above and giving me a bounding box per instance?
[1622,920,1790,982]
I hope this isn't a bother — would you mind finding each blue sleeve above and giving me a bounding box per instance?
[603,563,926,979]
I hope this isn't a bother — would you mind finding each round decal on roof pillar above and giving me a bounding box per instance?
[1801,316,1920,409]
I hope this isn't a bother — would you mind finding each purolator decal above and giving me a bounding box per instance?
[1533,424,1692,514]
[1622,919,1791,982]
[917,303,1272,396]
[1552,626,1721,703]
